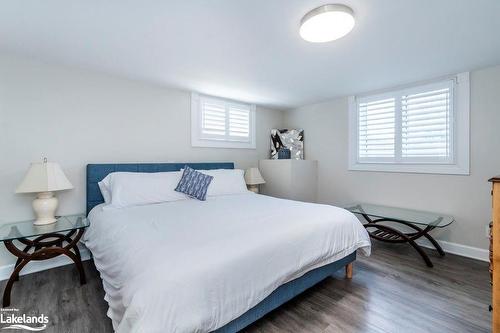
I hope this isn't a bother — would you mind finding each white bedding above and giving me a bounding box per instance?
[84,193,371,333]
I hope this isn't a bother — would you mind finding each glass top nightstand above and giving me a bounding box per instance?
[0,215,89,242]
[344,203,454,268]
[0,214,89,307]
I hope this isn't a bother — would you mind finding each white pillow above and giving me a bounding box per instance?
[191,169,249,196]
[98,179,112,204]
[98,172,136,204]
[107,171,187,209]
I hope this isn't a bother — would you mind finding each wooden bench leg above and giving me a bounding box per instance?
[345,263,353,279]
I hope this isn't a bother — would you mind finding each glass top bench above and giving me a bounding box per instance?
[344,203,454,267]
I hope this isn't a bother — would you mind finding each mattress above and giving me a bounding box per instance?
[84,193,371,332]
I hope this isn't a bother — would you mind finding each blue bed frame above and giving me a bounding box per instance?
[86,162,356,332]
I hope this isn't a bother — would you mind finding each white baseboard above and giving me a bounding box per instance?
[0,247,92,282]
[417,239,489,262]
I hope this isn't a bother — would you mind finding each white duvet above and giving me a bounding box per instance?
[84,193,370,333]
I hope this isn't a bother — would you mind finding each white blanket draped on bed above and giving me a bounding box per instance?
[84,193,370,333]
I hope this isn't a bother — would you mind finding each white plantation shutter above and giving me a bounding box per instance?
[358,97,396,161]
[192,93,256,148]
[201,99,226,137]
[228,104,250,139]
[199,97,251,142]
[349,73,469,174]
[401,83,453,162]
[355,79,456,164]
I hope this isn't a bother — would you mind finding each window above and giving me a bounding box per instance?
[191,93,256,149]
[348,73,470,174]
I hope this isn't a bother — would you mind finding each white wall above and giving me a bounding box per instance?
[285,65,500,251]
[1,52,497,269]
[0,54,283,265]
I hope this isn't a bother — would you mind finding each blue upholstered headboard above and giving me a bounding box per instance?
[86,162,235,215]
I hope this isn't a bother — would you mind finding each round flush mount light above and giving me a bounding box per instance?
[300,4,355,43]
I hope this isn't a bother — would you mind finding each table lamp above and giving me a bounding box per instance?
[244,167,265,193]
[15,158,73,225]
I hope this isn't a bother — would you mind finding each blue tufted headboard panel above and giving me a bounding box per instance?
[86,162,235,215]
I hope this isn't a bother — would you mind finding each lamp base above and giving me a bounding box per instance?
[248,185,259,194]
[32,192,58,225]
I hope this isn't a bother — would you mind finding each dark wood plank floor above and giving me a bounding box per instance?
[0,242,490,332]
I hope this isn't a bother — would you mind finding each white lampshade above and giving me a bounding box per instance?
[244,168,265,185]
[16,160,73,194]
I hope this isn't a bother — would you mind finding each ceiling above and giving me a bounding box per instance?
[1,0,500,109]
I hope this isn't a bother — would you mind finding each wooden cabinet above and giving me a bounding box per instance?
[259,159,317,203]
[491,175,500,332]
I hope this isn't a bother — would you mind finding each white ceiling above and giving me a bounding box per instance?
[1,0,500,109]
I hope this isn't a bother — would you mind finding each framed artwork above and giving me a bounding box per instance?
[270,129,304,160]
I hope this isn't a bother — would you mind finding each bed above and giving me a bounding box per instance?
[84,162,371,332]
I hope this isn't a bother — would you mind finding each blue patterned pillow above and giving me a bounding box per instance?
[175,166,213,201]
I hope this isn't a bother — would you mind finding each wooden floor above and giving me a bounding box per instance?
[0,242,491,332]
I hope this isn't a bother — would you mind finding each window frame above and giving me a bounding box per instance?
[348,72,470,175]
[191,92,256,149]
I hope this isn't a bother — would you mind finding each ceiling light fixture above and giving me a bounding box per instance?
[300,4,355,43]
